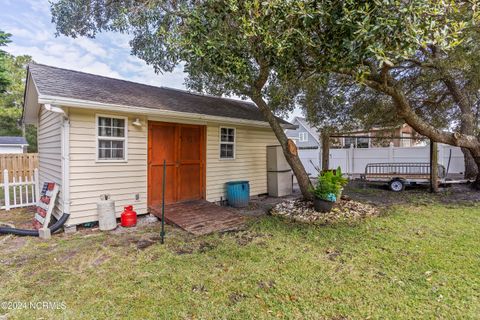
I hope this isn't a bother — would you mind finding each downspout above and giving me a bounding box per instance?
[45,104,71,221]
[61,107,70,221]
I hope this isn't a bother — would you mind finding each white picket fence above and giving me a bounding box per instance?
[298,143,466,177]
[0,168,40,210]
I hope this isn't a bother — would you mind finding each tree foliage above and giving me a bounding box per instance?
[51,0,321,197]
[299,0,480,183]
[51,0,480,188]
[0,30,12,93]
[0,32,36,151]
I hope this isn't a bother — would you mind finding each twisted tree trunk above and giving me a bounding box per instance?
[461,148,478,179]
[251,95,313,199]
[442,76,480,183]
[250,63,313,199]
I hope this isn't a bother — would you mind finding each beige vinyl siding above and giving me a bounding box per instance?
[205,124,279,202]
[68,108,148,225]
[65,109,279,225]
[37,105,63,218]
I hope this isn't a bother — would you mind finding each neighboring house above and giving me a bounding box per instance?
[286,117,423,149]
[23,64,294,227]
[340,124,423,148]
[0,136,28,154]
[285,117,320,149]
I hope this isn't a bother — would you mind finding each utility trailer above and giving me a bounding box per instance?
[361,162,448,192]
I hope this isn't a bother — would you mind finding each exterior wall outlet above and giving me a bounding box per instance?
[135,193,140,201]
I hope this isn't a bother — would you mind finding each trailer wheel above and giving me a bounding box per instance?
[389,179,405,192]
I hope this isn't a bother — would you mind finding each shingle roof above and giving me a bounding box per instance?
[28,63,290,125]
[0,136,28,145]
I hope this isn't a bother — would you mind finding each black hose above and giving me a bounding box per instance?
[0,213,70,237]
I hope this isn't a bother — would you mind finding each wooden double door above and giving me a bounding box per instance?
[148,122,206,206]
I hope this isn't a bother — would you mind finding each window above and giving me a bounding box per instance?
[343,136,369,148]
[298,132,308,142]
[356,137,369,148]
[401,133,412,147]
[219,127,235,159]
[344,137,355,148]
[96,115,127,161]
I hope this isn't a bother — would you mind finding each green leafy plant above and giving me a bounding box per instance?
[312,167,349,202]
[332,166,349,188]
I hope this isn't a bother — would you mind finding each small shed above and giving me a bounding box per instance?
[0,136,28,154]
[23,63,295,227]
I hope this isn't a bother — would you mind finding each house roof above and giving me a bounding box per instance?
[26,63,291,126]
[292,117,320,144]
[0,136,28,146]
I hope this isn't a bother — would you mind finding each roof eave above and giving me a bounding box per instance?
[38,94,290,129]
[282,123,299,130]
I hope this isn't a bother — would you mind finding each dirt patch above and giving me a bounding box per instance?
[345,180,480,207]
[192,284,208,293]
[0,236,27,253]
[198,241,216,253]
[221,230,272,246]
[92,254,110,266]
[229,292,247,304]
[136,239,156,250]
[103,235,139,247]
[258,280,276,291]
[1,254,39,267]
[172,240,217,255]
[58,249,79,262]
[325,248,342,261]
[0,207,36,229]
[174,246,194,255]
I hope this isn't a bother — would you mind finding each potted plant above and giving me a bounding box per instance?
[311,171,341,212]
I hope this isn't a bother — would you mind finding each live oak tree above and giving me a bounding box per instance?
[303,66,479,179]
[51,0,480,192]
[51,0,316,198]
[289,0,480,188]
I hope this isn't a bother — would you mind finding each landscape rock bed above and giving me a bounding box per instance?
[270,199,379,224]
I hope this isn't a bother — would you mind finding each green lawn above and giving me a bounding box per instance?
[1,203,479,319]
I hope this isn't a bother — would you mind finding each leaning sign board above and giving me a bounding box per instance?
[33,182,59,231]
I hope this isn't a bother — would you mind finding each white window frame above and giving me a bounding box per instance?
[95,114,128,163]
[219,127,236,160]
[298,132,308,142]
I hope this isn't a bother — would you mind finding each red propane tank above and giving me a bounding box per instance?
[121,205,137,227]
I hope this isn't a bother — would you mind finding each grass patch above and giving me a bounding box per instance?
[1,203,479,319]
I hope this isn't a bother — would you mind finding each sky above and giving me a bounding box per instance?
[1,0,302,120]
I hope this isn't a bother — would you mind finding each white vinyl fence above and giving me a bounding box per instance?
[298,148,320,176]
[1,168,40,210]
[328,143,465,175]
[298,143,465,177]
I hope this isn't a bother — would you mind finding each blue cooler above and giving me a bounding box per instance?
[226,181,250,208]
